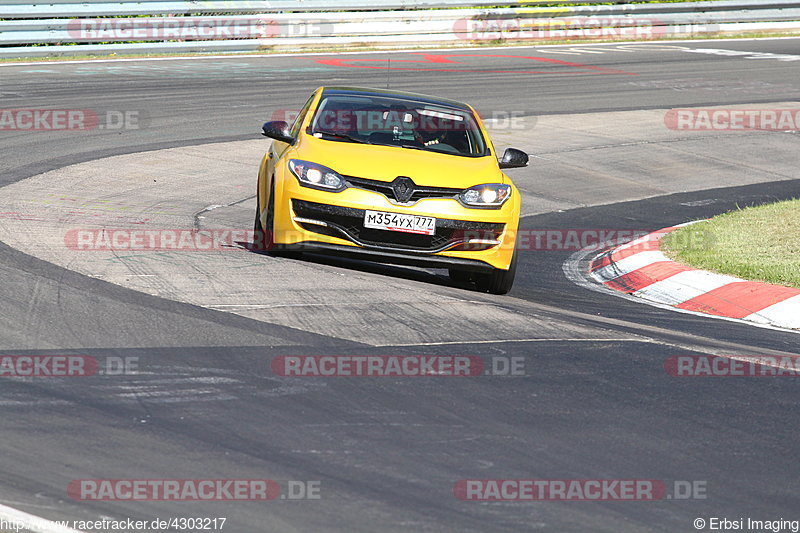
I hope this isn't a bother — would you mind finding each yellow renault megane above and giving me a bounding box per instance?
[255,87,528,294]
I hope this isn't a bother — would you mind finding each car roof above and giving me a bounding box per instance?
[320,87,472,112]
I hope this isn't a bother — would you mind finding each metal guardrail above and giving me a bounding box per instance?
[0,0,636,18]
[1,0,799,58]
[0,0,698,13]
[3,0,800,17]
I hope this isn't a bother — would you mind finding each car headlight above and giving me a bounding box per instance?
[459,184,512,208]
[289,160,346,191]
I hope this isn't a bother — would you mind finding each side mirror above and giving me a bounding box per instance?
[499,148,529,169]
[261,121,295,144]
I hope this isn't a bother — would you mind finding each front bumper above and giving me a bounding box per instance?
[272,176,519,270]
[292,199,505,254]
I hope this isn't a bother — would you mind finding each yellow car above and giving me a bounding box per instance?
[255,87,528,294]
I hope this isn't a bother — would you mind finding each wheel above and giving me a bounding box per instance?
[474,249,518,295]
[254,177,301,258]
[253,205,267,251]
[253,189,275,252]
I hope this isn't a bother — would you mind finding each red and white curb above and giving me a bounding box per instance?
[588,224,800,331]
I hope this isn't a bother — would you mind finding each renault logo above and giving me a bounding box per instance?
[391,176,415,203]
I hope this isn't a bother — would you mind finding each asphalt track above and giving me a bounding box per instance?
[0,39,799,532]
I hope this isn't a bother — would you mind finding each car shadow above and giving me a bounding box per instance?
[236,239,479,292]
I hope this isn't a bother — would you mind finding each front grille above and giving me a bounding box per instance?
[344,175,462,204]
[292,199,504,253]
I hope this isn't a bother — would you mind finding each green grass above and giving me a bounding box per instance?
[661,199,800,289]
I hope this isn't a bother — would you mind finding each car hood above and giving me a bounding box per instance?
[294,137,505,189]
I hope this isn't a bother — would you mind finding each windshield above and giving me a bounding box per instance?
[308,94,490,157]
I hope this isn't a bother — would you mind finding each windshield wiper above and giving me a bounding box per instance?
[314,131,370,144]
[400,144,427,151]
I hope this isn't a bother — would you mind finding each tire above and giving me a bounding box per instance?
[474,249,518,295]
[253,204,267,251]
[253,185,274,252]
[254,177,301,258]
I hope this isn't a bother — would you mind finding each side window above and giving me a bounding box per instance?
[290,95,316,138]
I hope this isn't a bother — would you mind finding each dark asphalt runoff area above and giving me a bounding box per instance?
[0,39,799,532]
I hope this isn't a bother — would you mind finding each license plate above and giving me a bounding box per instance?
[364,210,436,236]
